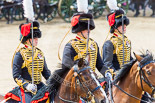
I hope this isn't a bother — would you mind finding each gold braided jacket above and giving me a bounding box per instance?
[69,36,98,71]
[19,46,44,84]
[110,32,131,67]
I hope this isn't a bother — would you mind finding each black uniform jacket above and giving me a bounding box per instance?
[62,42,108,75]
[102,40,133,71]
[13,52,51,90]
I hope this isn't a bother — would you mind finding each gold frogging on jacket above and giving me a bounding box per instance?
[110,32,131,67]
[69,37,97,71]
[20,46,44,84]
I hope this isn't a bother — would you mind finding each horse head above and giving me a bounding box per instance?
[134,52,155,99]
[112,51,155,103]
[59,58,107,103]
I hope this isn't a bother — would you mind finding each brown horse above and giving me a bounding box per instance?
[110,52,155,103]
[0,58,108,103]
[47,58,108,103]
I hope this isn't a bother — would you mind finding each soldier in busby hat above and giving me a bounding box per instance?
[4,21,51,103]
[102,7,133,71]
[19,21,41,44]
[46,0,111,97]
[61,11,107,72]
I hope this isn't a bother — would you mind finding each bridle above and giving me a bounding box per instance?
[58,65,104,103]
[113,60,155,103]
[138,60,155,100]
[74,65,103,101]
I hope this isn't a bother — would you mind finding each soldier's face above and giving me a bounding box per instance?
[117,25,126,34]
[32,38,38,46]
[27,38,38,46]
[79,29,90,39]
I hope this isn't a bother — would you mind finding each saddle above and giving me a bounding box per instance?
[31,86,50,103]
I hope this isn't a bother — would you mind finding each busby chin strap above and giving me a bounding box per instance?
[31,21,34,85]
[31,21,37,95]
[86,19,90,61]
[122,14,125,65]
[80,18,90,65]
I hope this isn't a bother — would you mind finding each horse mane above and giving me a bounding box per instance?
[113,51,154,84]
[113,59,136,84]
[139,52,154,64]
[46,66,70,93]
[46,58,88,93]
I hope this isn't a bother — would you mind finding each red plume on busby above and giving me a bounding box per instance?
[107,0,129,33]
[19,0,41,44]
[71,0,95,33]
[19,21,41,43]
[107,9,129,33]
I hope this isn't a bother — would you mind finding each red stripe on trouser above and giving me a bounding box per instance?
[20,88,26,103]
[4,93,21,101]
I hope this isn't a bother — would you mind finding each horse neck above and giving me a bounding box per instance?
[113,62,143,103]
[58,68,79,102]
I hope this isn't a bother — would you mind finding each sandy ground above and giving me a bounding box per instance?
[0,10,155,96]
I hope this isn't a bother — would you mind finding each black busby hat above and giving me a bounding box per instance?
[71,12,95,33]
[107,8,130,33]
[19,21,42,43]
[71,0,95,33]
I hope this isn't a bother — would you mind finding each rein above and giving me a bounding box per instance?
[58,96,78,103]
[113,84,151,103]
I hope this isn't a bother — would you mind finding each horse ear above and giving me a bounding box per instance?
[133,52,143,62]
[146,50,151,55]
[78,58,84,67]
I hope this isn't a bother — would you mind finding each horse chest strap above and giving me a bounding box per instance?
[92,86,102,93]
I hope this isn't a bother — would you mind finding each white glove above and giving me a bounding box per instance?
[26,83,37,93]
[105,72,112,81]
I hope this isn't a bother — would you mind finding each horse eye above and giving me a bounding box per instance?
[146,66,149,69]
[146,71,151,75]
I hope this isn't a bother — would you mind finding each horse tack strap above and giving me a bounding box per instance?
[138,60,155,101]
[73,65,90,74]
[77,67,90,74]
[113,84,150,103]
[91,86,102,93]
[140,68,155,97]
[58,95,77,103]
[139,60,155,68]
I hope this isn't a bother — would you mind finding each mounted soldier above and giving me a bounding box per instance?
[3,21,51,103]
[31,9,110,100]
[102,8,133,72]
[3,0,51,101]
[102,0,133,73]
[103,0,151,102]
[46,0,112,98]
